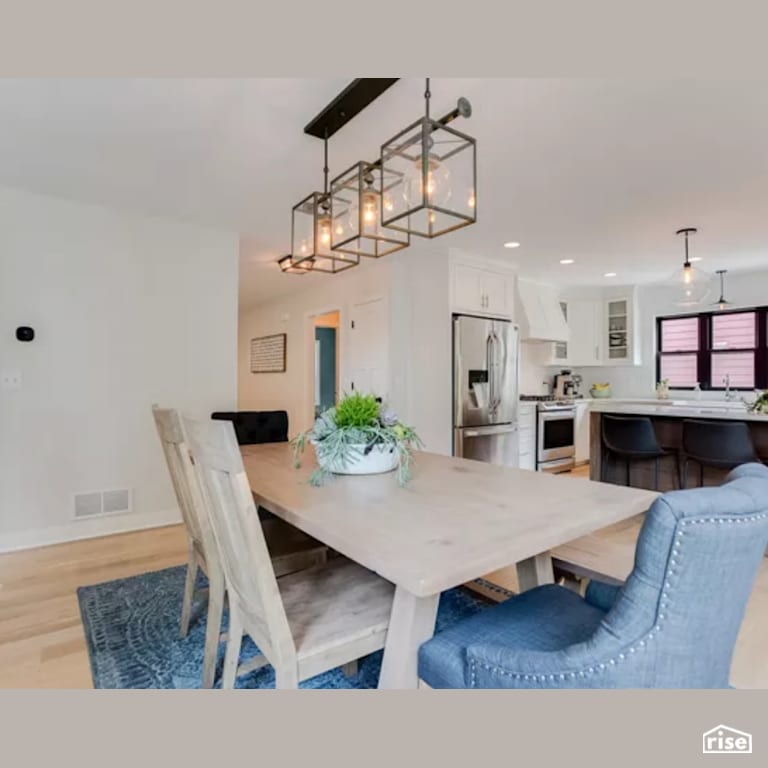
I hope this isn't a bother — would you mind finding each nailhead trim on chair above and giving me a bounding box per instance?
[468,512,768,687]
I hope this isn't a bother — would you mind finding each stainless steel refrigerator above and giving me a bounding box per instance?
[453,314,520,466]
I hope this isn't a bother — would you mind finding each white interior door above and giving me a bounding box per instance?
[349,296,389,401]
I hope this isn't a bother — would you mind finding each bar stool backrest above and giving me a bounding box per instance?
[602,415,663,457]
[682,419,758,467]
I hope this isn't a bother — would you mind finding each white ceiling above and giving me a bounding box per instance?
[1,78,767,310]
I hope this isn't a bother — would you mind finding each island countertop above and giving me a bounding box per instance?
[589,397,768,422]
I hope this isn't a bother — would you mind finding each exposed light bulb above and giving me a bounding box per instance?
[683,264,693,284]
[403,155,452,208]
[319,217,331,247]
[362,191,378,228]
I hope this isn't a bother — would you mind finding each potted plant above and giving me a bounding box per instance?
[746,390,768,415]
[292,393,423,487]
[656,378,671,400]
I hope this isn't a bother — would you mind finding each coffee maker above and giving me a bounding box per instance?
[553,370,580,399]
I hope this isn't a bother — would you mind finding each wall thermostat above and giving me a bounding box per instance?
[16,326,34,342]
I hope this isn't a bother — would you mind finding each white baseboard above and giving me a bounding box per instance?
[0,507,182,554]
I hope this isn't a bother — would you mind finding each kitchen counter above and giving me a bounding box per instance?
[589,397,768,422]
[589,403,768,491]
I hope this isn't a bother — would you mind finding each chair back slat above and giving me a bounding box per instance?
[184,416,296,665]
[152,406,209,551]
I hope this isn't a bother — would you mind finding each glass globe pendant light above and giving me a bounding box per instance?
[380,78,477,238]
[664,227,712,307]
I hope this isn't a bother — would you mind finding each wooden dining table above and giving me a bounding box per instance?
[241,443,658,689]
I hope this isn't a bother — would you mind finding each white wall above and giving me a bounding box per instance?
[561,269,768,399]
[237,243,559,457]
[0,186,239,551]
[238,258,395,436]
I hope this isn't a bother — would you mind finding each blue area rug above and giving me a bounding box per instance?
[77,565,490,689]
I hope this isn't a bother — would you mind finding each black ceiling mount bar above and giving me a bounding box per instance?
[304,78,399,139]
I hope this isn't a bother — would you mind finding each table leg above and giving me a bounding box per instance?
[378,586,440,689]
[516,552,555,592]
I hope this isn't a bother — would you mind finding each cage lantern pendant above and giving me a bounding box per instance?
[330,161,409,258]
[380,78,477,238]
[291,135,360,274]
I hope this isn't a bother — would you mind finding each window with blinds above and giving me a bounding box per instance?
[656,308,767,391]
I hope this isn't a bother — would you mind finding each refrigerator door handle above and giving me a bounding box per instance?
[486,332,495,415]
[492,330,503,412]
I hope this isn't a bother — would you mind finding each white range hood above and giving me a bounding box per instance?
[516,279,570,342]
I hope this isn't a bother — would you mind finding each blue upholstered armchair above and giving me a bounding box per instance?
[418,463,768,689]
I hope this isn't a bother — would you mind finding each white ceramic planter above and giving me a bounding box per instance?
[322,444,399,476]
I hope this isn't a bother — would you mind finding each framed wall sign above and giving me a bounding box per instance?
[250,333,287,373]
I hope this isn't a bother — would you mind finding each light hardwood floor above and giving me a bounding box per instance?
[0,463,766,688]
[0,525,188,688]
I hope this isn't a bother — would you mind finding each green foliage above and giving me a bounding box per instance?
[334,392,380,428]
[291,392,423,488]
[746,390,768,414]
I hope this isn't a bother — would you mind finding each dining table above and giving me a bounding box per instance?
[240,443,658,689]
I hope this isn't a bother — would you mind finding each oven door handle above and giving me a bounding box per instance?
[539,409,576,422]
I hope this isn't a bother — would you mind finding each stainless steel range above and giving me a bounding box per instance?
[535,398,576,473]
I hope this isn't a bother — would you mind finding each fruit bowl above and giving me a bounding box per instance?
[590,385,612,399]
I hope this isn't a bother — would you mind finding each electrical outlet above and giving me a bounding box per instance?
[0,370,22,390]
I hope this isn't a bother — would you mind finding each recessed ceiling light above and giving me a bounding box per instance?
[604,272,617,278]
[689,256,703,262]
[504,242,520,249]
[559,259,575,265]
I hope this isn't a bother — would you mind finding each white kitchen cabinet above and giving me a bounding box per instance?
[518,403,537,471]
[574,401,591,464]
[603,294,640,365]
[451,263,513,318]
[566,300,603,366]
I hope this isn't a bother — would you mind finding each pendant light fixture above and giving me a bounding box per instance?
[279,79,478,275]
[329,160,409,258]
[380,78,477,238]
[278,254,313,274]
[663,227,712,307]
[290,132,360,274]
[713,269,731,310]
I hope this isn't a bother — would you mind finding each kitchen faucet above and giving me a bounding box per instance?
[723,374,733,401]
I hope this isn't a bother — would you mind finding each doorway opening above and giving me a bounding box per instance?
[313,310,340,418]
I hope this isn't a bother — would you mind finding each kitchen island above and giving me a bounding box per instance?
[589,399,768,491]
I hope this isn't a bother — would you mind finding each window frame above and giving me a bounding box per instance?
[656,306,768,392]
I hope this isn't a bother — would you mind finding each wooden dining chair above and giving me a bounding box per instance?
[152,406,328,688]
[183,415,394,689]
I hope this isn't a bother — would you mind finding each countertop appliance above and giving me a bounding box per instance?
[553,370,582,399]
[453,314,520,467]
[536,400,575,473]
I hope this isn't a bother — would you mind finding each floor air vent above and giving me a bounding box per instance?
[74,489,132,519]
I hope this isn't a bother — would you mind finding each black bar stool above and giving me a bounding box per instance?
[681,419,758,488]
[601,415,671,490]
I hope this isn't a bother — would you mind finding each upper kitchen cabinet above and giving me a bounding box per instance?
[451,261,514,318]
[566,299,603,366]
[604,295,638,364]
[556,287,640,367]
